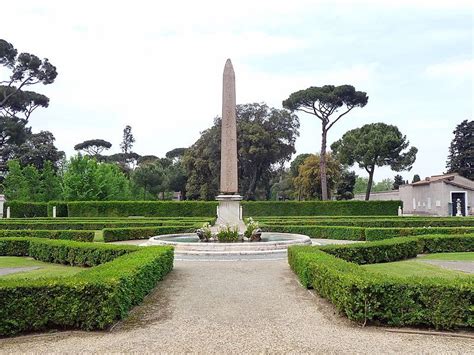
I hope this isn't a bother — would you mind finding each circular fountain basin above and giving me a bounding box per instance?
[141,232,312,255]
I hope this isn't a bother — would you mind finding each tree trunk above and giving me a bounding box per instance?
[365,167,374,201]
[320,126,328,200]
[246,169,258,200]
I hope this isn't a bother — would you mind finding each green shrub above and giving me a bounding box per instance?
[0,238,173,335]
[103,226,198,242]
[0,238,30,256]
[264,218,474,228]
[365,227,474,241]
[216,224,239,242]
[261,225,365,241]
[418,234,474,253]
[0,220,208,231]
[67,201,218,217]
[320,237,420,264]
[243,200,401,216]
[26,238,136,266]
[47,201,68,217]
[4,201,47,218]
[288,234,474,329]
[0,230,94,242]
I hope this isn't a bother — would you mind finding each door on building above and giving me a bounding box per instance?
[451,192,466,216]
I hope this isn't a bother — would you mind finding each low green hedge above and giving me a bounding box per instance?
[365,227,474,241]
[0,238,173,335]
[103,226,198,242]
[261,225,365,241]
[26,238,136,266]
[320,237,420,264]
[4,200,400,218]
[0,220,206,231]
[288,235,474,329]
[420,234,474,253]
[262,225,474,241]
[0,230,94,242]
[47,201,68,217]
[243,200,401,216]
[3,202,47,218]
[67,201,218,217]
[263,218,474,228]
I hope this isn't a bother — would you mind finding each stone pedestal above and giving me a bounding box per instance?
[215,194,246,233]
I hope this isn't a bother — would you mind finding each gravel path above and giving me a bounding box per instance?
[0,267,39,276]
[0,260,472,353]
[420,260,474,274]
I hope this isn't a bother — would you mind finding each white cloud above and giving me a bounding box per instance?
[425,59,474,79]
[0,0,471,183]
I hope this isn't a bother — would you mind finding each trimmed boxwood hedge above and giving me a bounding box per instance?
[3,201,47,218]
[365,227,474,241]
[0,238,173,336]
[0,230,94,242]
[67,201,218,217]
[261,225,366,241]
[0,220,206,231]
[262,224,474,241]
[5,200,400,218]
[262,218,474,227]
[288,234,474,329]
[243,200,401,216]
[47,201,69,217]
[103,226,198,242]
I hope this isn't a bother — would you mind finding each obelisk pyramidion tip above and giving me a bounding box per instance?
[225,58,233,69]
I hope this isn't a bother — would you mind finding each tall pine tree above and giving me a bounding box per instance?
[446,119,473,179]
[393,174,405,190]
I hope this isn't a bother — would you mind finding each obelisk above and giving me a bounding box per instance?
[220,59,238,194]
[216,59,244,231]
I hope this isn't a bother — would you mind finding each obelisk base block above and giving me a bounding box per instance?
[214,195,246,233]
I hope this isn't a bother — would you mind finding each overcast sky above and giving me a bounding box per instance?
[2,0,472,182]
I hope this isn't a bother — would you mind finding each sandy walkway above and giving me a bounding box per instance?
[0,260,472,353]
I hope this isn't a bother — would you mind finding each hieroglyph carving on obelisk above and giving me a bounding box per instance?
[220,59,239,194]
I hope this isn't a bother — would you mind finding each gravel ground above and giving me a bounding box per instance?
[0,260,472,353]
[420,260,474,273]
[0,266,39,276]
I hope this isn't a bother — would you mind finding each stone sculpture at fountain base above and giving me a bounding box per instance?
[215,194,246,232]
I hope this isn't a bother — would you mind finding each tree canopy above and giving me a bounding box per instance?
[293,153,342,200]
[393,174,405,190]
[120,125,135,154]
[331,122,417,200]
[0,39,57,121]
[283,85,368,200]
[74,139,112,156]
[3,160,61,202]
[184,103,299,200]
[62,155,130,201]
[446,119,473,179]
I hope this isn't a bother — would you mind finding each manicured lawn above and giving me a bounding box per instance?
[94,230,104,242]
[418,252,474,261]
[0,256,85,280]
[362,259,472,279]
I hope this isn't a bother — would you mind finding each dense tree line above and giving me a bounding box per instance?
[7,37,463,203]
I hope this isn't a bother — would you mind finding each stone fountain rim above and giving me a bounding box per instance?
[142,232,312,252]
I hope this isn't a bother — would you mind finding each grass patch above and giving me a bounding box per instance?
[0,256,85,280]
[362,259,471,279]
[94,230,104,242]
[419,252,474,261]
